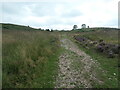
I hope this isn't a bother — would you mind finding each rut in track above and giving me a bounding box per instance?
[55,35,104,88]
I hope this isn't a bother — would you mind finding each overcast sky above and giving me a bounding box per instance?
[1,0,119,30]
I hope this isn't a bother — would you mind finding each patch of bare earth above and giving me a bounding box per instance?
[55,35,104,88]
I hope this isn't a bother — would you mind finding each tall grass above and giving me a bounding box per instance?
[2,30,60,88]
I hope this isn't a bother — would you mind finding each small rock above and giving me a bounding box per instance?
[113,73,116,75]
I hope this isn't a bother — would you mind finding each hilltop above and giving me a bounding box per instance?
[1,23,38,31]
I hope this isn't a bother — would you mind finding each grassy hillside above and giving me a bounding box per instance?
[71,27,118,32]
[1,23,39,31]
[2,24,61,88]
[77,30,119,44]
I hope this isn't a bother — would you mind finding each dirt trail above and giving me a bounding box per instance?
[55,34,104,88]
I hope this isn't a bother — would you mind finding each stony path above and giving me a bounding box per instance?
[55,34,104,88]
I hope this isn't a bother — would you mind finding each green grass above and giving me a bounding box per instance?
[69,30,118,88]
[2,29,61,88]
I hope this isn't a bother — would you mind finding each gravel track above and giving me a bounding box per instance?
[55,34,104,88]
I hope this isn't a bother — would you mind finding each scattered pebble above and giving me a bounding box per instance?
[113,73,116,76]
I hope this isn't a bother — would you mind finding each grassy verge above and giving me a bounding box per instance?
[2,30,61,88]
[69,33,118,88]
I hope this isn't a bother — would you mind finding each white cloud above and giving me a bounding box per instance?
[1,0,119,30]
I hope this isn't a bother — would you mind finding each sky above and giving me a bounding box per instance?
[1,0,119,30]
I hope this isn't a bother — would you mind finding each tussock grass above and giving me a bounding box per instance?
[2,29,60,88]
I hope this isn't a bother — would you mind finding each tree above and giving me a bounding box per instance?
[46,29,50,31]
[38,28,41,30]
[51,29,53,32]
[73,25,78,30]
